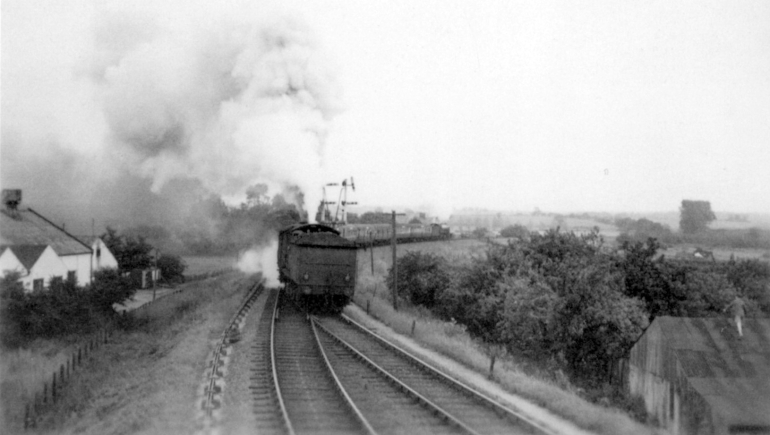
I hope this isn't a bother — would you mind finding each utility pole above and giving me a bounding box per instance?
[153,249,159,301]
[392,210,397,310]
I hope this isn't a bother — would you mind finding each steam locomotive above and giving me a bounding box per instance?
[277,223,358,312]
[277,221,451,312]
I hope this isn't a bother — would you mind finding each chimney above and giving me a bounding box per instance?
[2,189,22,211]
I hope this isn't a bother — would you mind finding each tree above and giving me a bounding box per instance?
[387,251,450,308]
[102,227,154,272]
[500,224,529,240]
[157,254,187,284]
[680,200,716,234]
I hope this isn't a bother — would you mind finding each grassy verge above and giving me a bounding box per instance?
[352,240,656,435]
[182,255,238,275]
[2,270,255,434]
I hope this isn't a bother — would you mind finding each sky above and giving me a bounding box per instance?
[2,0,769,229]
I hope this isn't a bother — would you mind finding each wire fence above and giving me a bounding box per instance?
[24,328,111,429]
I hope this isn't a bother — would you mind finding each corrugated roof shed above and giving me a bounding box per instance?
[649,316,770,429]
[0,208,91,256]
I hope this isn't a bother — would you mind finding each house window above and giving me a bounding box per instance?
[67,271,77,284]
[33,279,44,292]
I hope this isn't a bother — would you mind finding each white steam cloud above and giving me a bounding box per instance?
[94,11,341,216]
[237,239,280,286]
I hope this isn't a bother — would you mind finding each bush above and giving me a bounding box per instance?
[387,251,450,308]
[89,268,135,312]
[158,254,187,284]
[1,272,26,346]
[0,268,133,346]
[499,224,529,240]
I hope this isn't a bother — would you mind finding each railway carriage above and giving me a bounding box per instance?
[337,222,451,247]
[278,223,358,312]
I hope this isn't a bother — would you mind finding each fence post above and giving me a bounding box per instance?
[411,320,416,336]
[52,373,57,401]
[489,355,496,379]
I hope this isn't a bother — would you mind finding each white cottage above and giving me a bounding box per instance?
[77,236,119,272]
[0,189,93,289]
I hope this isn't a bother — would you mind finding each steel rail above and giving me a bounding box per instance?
[313,318,483,435]
[339,313,558,435]
[270,289,296,435]
[309,318,379,435]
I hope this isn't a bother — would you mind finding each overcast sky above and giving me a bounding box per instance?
[3,0,769,221]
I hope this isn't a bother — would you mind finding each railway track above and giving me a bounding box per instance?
[254,291,370,435]
[253,288,557,434]
[313,315,556,435]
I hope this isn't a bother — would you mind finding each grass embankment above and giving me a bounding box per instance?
[351,240,656,435]
[2,270,258,435]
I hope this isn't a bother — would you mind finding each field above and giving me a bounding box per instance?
[182,255,238,275]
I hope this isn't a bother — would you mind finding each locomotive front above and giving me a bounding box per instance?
[277,223,358,312]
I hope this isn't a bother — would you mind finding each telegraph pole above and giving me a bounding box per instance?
[392,210,397,310]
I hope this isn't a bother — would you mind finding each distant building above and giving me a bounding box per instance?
[0,189,93,290]
[625,316,770,434]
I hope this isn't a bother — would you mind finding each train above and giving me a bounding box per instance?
[277,221,451,312]
[336,222,452,247]
[278,223,358,312]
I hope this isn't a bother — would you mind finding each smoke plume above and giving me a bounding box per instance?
[237,240,280,286]
[2,3,341,235]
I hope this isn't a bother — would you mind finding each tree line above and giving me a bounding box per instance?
[388,228,769,388]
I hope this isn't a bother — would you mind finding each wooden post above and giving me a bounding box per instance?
[411,320,416,336]
[24,403,30,429]
[52,373,57,401]
[392,210,398,311]
[370,236,375,275]
[489,355,496,379]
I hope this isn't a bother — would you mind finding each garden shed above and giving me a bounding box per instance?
[626,316,770,434]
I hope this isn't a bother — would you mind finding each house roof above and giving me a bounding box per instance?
[653,316,770,427]
[6,245,48,270]
[74,235,100,246]
[0,208,92,256]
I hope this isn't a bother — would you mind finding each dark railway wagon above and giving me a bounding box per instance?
[278,223,358,312]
